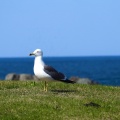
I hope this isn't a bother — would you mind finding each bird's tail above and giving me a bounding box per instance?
[58,79,76,84]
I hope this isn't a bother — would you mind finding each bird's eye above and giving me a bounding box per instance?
[37,51,40,53]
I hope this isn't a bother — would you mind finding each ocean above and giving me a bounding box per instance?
[0,56,120,86]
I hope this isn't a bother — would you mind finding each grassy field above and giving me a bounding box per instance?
[0,81,120,120]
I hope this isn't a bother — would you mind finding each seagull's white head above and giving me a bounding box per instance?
[29,49,43,57]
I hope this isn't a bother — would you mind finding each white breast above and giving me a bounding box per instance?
[33,56,52,80]
[34,65,51,79]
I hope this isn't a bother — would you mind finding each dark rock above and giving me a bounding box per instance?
[5,73,38,81]
[19,74,34,80]
[5,73,98,84]
[5,73,20,80]
[69,76,98,85]
[69,76,79,81]
[33,75,39,80]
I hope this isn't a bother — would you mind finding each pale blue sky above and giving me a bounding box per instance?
[0,0,120,57]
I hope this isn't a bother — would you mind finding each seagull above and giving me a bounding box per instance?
[29,49,75,91]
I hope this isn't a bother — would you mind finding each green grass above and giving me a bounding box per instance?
[0,81,120,120]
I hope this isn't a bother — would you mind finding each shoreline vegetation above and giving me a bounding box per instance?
[0,80,119,120]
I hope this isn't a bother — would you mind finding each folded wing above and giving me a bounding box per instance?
[44,65,75,83]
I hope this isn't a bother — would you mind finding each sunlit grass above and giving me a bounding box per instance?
[0,81,120,120]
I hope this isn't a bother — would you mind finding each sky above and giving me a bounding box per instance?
[0,0,120,57]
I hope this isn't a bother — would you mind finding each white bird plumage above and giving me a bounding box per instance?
[29,49,75,91]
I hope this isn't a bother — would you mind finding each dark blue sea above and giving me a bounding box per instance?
[0,56,120,86]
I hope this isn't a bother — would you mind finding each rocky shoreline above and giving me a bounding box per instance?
[4,73,99,85]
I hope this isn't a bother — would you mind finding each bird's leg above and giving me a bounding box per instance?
[44,81,48,92]
[44,81,46,91]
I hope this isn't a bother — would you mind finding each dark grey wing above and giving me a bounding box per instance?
[44,65,66,80]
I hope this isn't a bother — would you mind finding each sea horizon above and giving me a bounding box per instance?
[0,55,120,59]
